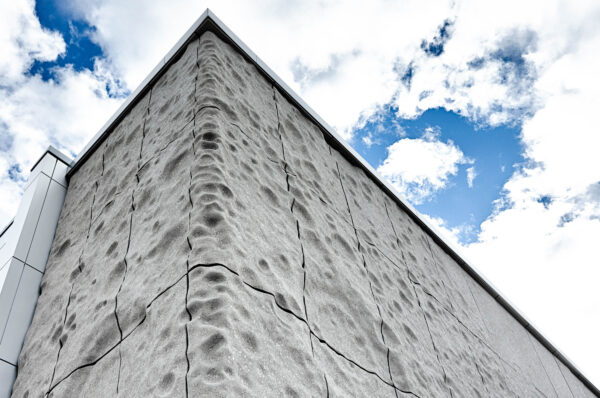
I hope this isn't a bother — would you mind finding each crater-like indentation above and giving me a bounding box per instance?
[158,371,175,393]
[55,239,71,257]
[200,332,227,355]
[260,186,279,206]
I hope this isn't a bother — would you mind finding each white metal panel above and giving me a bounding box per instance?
[0,258,24,340]
[0,359,16,398]
[25,181,67,273]
[0,265,43,364]
[12,174,51,264]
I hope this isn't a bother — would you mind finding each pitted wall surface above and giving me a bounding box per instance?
[12,30,595,397]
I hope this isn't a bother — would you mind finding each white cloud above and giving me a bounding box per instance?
[61,0,455,139]
[377,128,472,204]
[0,0,65,84]
[460,21,600,379]
[0,0,121,225]
[466,166,476,187]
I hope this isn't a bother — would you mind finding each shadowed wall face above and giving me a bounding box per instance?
[12,30,595,398]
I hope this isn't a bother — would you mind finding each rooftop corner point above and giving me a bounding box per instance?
[26,9,600,396]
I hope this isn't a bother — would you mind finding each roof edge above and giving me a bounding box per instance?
[30,145,72,172]
[65,9,599,395]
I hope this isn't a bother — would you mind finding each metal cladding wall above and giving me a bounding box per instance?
[11,29,596,397]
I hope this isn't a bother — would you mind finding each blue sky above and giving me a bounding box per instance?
[1,0,599,387]
[32,2,102,80]
[353,106,524,243]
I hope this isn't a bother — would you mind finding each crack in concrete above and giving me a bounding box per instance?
[423,234,451,315]
[112,87,154,396]
[46,283,74,394]
[184,148,194,398]
[365,232,503,364]
[475,362,491,397]
[311,332,420,398]
[182,47,202,398]
[333,159,402,394]
[272,86,313,355]
[387,348,400,398]
[529,333,560,398]
[46,258,421,397]
[45,140,107,397]
[383,201,401,247]
[47,256,195,394]
[554,356,576,398]
[408,269,454,398]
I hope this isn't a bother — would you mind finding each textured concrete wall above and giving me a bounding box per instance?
[12,30,595,397]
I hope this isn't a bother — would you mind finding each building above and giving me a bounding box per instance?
[1,10,597,397]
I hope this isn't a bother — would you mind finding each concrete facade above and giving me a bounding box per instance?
[9,14,598,398]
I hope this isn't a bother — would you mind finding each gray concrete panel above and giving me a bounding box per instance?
[188,109,304,317]
[118,278,187,397]
[275,89,350,219]
[333,150,401,266]
[558,359,597,398]
[142,40,198,164]
[196,32,282,161]
[529,333,574,397]
[361,244,448,397]
[384,196,449,304]
[92,91,149,217]
[428,239,488,340]
[312,336,397,398]
[295,170,389,381]
[187,265,323,397]
[416,285,491,397]
[51,191,130,384]
[468,276,557,397]
[117,127,191,335]
[47,349,119,398]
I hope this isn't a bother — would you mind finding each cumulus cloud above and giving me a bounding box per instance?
[377,127,472,204]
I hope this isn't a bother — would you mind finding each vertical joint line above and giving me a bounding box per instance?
[335,158,398,391]
[409,273,453,398]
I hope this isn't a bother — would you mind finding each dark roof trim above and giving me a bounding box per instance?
[65,10,599,395]
[0,220,14,239]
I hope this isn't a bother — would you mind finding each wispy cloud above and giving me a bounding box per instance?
[466,166,476,187]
